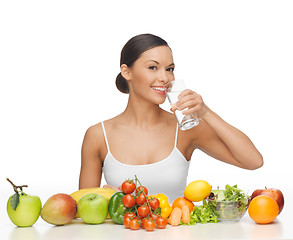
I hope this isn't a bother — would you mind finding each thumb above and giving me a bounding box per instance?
[170,104,177,112]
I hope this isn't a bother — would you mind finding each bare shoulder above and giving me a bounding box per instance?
[82,122,111,163]
[86,115,125,144]
[100,116,123,134]
[84,123,102,141]
[83,122,106,151]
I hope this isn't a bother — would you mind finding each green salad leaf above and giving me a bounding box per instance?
[210,184,248,202]
[181,200,218,225]
[224,184,247,202]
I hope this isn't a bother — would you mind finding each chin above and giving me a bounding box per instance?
[154,97,167,105]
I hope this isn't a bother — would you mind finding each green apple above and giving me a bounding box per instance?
[77,193,108,224]
[6,178,42,227]
[7,193,42,227]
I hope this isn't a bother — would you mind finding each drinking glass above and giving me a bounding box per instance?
[165,79,199,130]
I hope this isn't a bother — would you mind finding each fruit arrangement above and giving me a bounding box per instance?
[6,178,113,227]
[6,177,285,229]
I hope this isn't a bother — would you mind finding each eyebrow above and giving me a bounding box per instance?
[146,60,175,67]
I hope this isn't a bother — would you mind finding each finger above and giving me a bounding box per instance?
[182,106,200,116]
[177,91,198,103]
[177,95,197,107]
[103,185,121,192]
[170,103,178,112]
[177,99,197,111]
[178,89,196,99]
[182,102,204,115]
[178,93,203,109]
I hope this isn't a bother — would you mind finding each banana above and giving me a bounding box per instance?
[70,187,117,218]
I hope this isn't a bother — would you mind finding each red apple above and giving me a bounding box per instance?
[41,193,77,225]
[250,188,284,214]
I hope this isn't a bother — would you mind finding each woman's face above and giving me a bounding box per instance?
[127,45,175,105]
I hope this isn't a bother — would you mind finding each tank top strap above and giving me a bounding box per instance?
[174,123,179,147]
[101,121,110,151]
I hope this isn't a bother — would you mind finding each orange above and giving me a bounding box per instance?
[248,195,279,224]
[172,197,194,212]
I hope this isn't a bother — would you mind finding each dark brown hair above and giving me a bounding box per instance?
[116,34,169,93]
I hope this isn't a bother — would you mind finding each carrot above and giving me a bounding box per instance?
[168,207,182,226]
[181,205,191,224]
[168,209,174,224]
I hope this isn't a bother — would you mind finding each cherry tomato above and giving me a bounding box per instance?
[129,218,140,230]
[136,186,148,195]
[137,205,151,218]
[121,180,136,194]
[151,214,160,220]
[122,194,135,208]
[123,217,132,228]
[124,212,136,219]
[123,213,137,228]
[141,218,147,228]
[144,219,156,231]
[149,197,160,210]
[136,193,147,206]
[142,217,154,228]
[155,217,167,229]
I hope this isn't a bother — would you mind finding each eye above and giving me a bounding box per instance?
[167,67,175,72]
[149,65,157,70]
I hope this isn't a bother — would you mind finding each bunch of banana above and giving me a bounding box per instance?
[70,187,116,218]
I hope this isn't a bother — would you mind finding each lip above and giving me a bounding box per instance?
[151,86,167,95]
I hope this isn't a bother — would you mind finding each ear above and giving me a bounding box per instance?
[121,64,131,81]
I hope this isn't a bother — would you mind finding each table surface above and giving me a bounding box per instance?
[2,205,292,240]
[1,185,292,240]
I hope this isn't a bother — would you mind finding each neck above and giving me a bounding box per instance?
[121,94,163,128]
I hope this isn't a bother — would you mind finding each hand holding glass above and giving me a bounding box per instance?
[165,79,199,130]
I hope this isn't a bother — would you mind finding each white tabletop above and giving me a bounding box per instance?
[2,201,292,240]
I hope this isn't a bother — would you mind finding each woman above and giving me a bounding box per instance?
[79,33,263,202]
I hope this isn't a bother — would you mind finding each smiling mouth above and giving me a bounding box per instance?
[151,86,167,93]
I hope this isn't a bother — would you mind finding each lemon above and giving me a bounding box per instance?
[184,180,212,202]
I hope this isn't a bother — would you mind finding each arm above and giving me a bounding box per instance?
[196,108,263,169]
[79,125,103,189]
[175,90,263,170]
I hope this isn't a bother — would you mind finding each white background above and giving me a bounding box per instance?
[1,0,292,238]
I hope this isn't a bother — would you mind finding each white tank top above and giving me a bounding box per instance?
[101,122,190,203]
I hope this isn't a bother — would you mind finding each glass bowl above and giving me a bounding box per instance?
[207,199,248,222]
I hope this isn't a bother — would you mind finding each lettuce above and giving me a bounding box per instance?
[224,184,248,202]
[181,200,218,225]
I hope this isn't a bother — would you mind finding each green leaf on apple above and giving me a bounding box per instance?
[10,193,20,210]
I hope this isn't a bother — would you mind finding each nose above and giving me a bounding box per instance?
[158,70,172,85]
